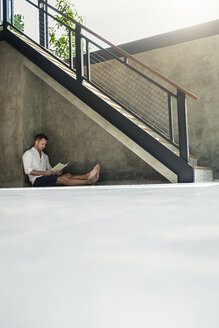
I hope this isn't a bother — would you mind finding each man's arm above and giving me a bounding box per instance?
[30,170,53,176]
[22,151,52,176]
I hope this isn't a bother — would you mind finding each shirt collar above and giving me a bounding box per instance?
[32,147,44,158]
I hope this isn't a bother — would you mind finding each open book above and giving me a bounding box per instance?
[51,162,70,172]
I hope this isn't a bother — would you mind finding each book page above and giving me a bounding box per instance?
[51,162,69,172]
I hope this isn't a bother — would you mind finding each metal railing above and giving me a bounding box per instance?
[0,0,2,26]
[1,0,199,163]
[0,0,4,28]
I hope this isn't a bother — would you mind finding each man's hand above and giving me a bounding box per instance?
[55,170,62,176]
[44,170,53,176]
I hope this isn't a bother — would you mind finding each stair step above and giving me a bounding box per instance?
[194,166,213,182]
[124,113,135,119]
[106,102,122,110]
[156,138,168,143]
[138,125,152,131]
[156,138,179,147]
[175,152,197,159]
[174,151,198,166]
[194,166,213,170]
[155,138,178,152]
[95,93,111,101]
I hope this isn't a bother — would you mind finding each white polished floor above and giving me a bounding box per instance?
[0,183,219,328]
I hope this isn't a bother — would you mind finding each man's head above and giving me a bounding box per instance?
[34,133,48,152]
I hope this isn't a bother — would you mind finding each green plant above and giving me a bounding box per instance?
[1,14,24,32]
[49,0,83,60]
[13,14,24,32]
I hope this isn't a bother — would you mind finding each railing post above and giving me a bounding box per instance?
[3,0,8,30]
[124,56,128,64]
[10,0,14,26]
[38,0,48,47]
[69,29,73,69]
[86,39,90,81]
[177,89,189,163]
[168,93,174,144]
[75,25,84,83]
[45,0,49,48]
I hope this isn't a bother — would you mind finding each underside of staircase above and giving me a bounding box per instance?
[0,3,214,183]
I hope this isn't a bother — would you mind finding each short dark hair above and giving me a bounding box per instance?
[34,133,48,141]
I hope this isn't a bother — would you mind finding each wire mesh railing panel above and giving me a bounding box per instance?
[88,44,170,136]
[127,56,177,96]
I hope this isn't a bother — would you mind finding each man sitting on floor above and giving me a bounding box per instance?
[22,133,100,187]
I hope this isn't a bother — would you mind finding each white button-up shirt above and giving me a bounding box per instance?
[22,147,52,185]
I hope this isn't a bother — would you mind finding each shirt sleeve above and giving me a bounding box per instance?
[22,151,34,175]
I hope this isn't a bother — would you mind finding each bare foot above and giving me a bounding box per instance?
[97,164,100,180]
[88,164,100,184]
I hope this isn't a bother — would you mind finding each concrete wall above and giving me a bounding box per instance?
[0,41,167,188]
[90,34,219,176]
[0,41,23,187]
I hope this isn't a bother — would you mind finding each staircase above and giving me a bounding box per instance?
[0,0,213,183]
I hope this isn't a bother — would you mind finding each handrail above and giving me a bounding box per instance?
[42,0,199,101]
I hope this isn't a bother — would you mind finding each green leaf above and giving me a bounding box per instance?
[48,0,84,60]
